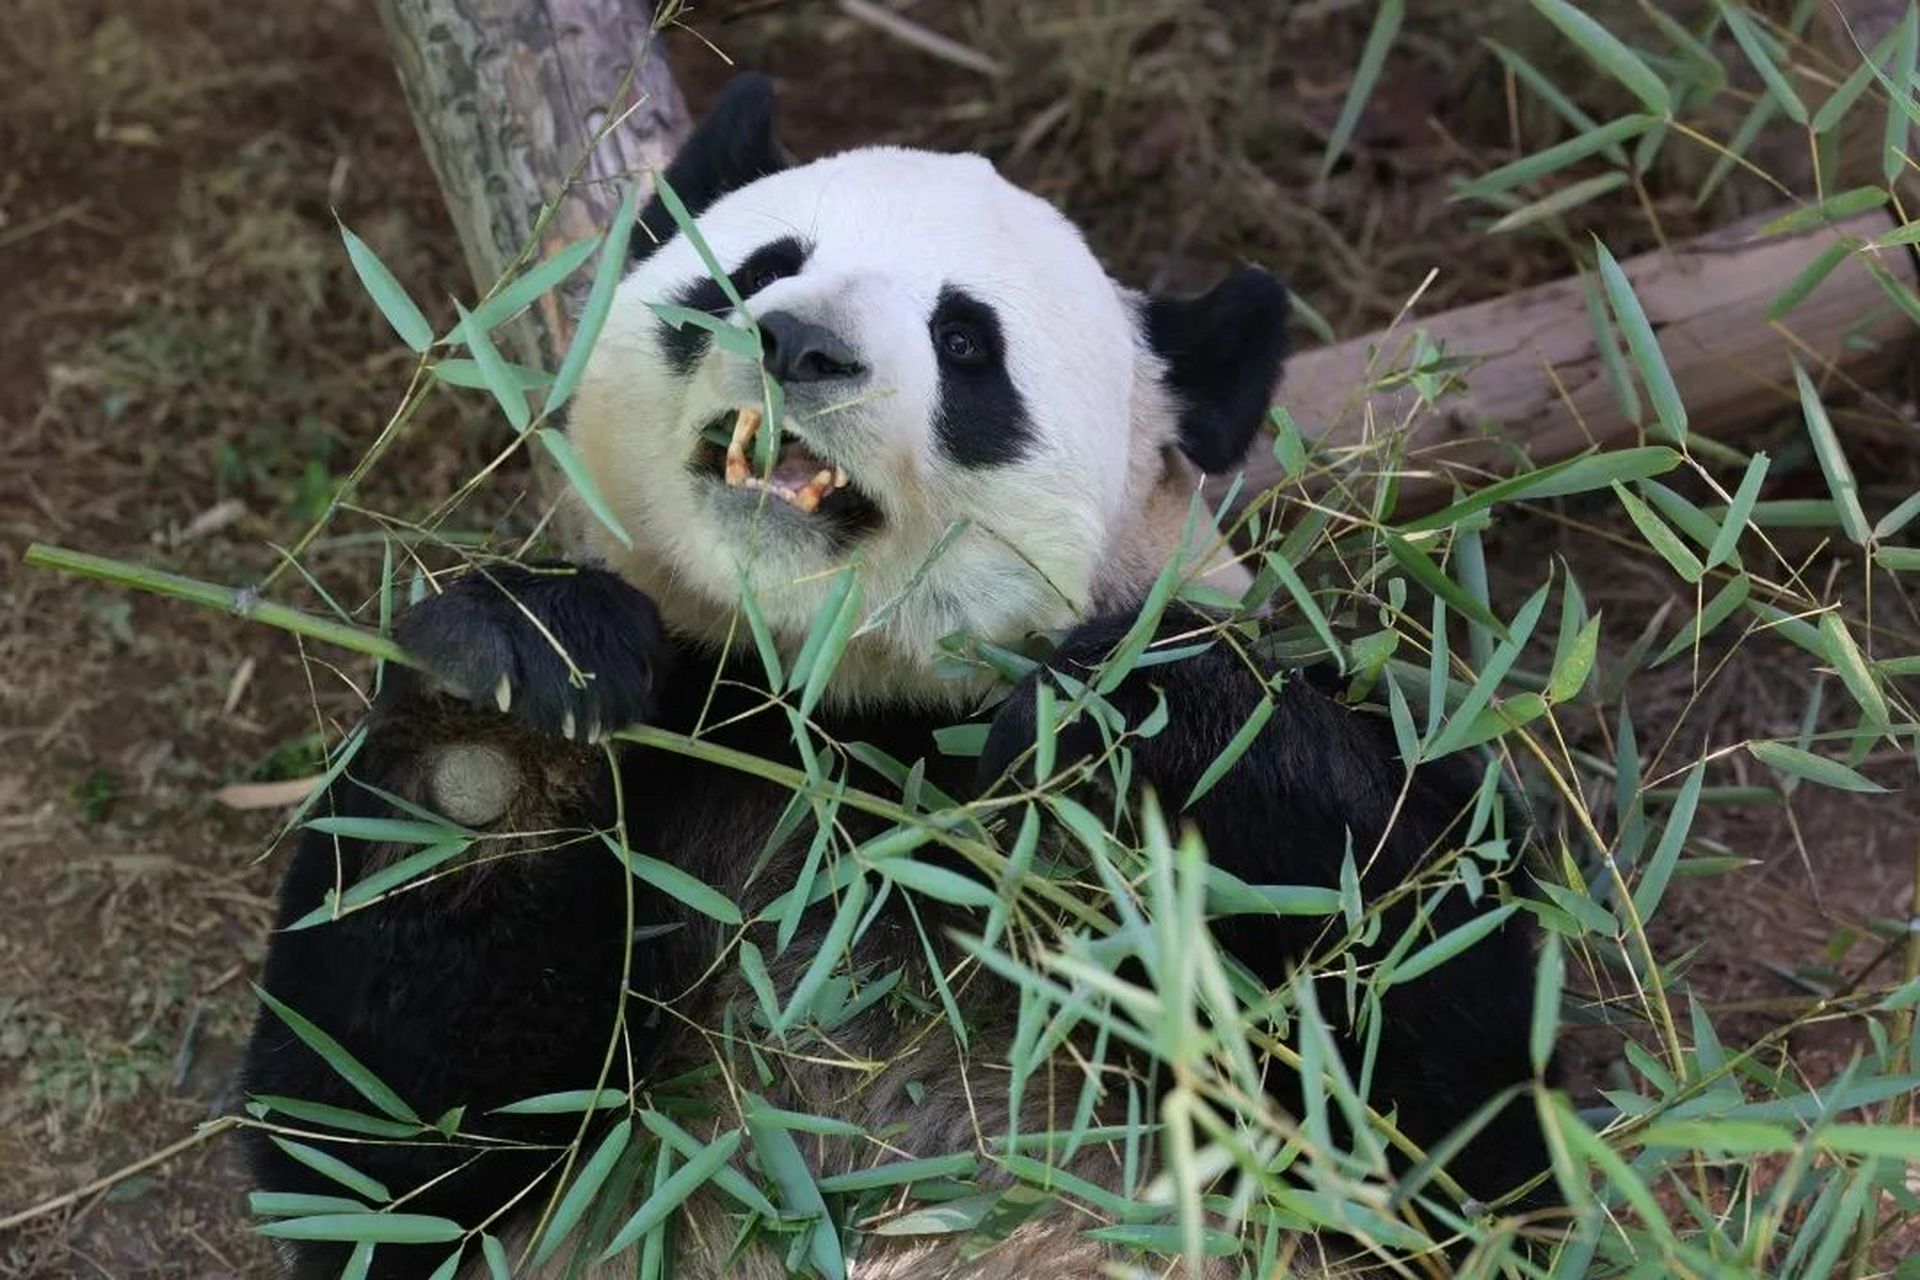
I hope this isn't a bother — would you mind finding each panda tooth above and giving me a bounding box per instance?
[832,466,848,489]
[724,406,762,487]
[730,406,762,450]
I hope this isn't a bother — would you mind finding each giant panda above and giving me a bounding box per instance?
[240,73,1548,1279]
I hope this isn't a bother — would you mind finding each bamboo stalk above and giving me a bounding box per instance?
[20,544,410,666]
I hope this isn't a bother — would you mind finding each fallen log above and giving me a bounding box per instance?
[1243,208,1918,513]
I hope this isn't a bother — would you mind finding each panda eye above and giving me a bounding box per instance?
[937,323,986,366]
[743,265,783,295]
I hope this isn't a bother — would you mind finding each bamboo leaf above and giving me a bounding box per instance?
[491,1089,626,1116]
[1266,554,1343,671]
[1531,933,1563,1075]
[252,1096,424,1139]
[647,302,761,359]
[1487,171,1630,234]
[537,427,633,549]
[1456,114,1655,198]
[462,235,600,338]
[453,300,529,431]
[1652,573,1750,666]
[1530,0,1671,114]
[1755,187,1887,236]
[1717,3,1808,123]
[338,221,433,352]
[1429,581,1550,759]
[1705,452,1769,569]
[1547,615,1601,703]
[1631,758,1705,922]
[264,1138,391,1205]
[1387,903,1521,986]
[1613,483,1704,582]
[1185,696,1275,810]
[1875,546,1920,572]
[1319,0,1404,182]
[1885,6,1919,182]
[252,987,421,1124]
[871,857,998,909]
[481,1234,510,1280]
[248,1192,371,1218]
[745,1096,845,1279]
[433,357,554,392]
[1749,740,1886,793]
[1405,448,1680,533]
[1766,240,1853,321]
[285,840,469,931]
[599,1128,746,1258]
[255,1213,464,1244]
[603,833,744,925]
[1483,39,1623,160]
[639,1109,780,1219]
[1383,532,1507,639]
[1872,490,1920,540]
[1595,240,1687,442]
[548,179,642,413]
[1792,361,1869,543]
[1819,612,1889,726]
[1812,24,1900,134]
[532,1118,633,1266]
[303,816,454,845]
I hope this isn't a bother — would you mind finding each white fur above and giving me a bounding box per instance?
[565,148,1228,709]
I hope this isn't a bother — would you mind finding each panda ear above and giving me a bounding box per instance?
[1143,267,1291,474]
[635,72,790,258]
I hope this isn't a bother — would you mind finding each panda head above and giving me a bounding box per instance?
[567,74,1289,707]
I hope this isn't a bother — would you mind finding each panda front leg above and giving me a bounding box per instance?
[979,608,1549,1209]
[240,563,670,1280]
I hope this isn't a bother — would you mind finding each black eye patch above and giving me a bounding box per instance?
[657,236,812,377]
[929,285,1032,469]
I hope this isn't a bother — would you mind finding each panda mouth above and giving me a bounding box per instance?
[691,407,883,534]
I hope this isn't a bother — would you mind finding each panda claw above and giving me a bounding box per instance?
[494,674,513,714]
[562,709,577,741]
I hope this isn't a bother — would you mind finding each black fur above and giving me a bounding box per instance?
[633,72,789,264]
[658,235,811,378]
[242,576,1548,1278]
[1144,267,1291,473]
[930,285,1033,468]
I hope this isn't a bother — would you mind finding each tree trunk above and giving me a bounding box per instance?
[374,0,690,369]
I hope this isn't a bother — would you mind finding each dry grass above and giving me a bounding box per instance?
[2,0,1916,1274]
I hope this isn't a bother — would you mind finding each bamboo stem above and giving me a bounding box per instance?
[21,544,410,667]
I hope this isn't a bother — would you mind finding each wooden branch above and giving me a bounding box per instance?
[1228,209,1918,512]
[375,0,690,368]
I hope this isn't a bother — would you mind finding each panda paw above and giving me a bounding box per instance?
[393,563,667,742]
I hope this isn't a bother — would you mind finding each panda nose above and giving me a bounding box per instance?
[758,311,865,383]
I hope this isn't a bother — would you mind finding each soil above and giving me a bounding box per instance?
[2,2,1915,1276]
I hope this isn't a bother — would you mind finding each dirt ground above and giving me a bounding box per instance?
[1,2,1916,1277]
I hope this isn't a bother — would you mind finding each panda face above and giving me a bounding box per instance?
[567,76,1289,704]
